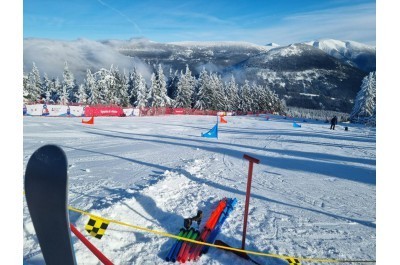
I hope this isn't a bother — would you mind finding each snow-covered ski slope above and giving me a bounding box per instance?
[23,114,376,264]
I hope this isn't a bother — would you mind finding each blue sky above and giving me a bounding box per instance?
[24,0,376,45]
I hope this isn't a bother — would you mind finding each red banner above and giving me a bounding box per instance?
[173,108,185,115]
[84,106,125,117]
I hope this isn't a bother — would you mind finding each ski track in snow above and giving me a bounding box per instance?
[23,115,376,265]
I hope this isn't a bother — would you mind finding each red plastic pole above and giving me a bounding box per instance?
[70,224,114,265]
[241,154,260,250]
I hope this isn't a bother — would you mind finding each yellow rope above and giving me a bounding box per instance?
[67,206,375,263]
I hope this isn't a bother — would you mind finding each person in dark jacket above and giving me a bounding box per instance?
[330,116,338,130]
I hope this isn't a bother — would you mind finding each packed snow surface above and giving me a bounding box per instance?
[23,115,376,265]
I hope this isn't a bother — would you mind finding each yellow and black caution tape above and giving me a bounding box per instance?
[84,216,109,239]
[286,258,301,264]
[67,206,376,264]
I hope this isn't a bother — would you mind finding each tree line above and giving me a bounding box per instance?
[23,62,286,113]
[23,61,376,126]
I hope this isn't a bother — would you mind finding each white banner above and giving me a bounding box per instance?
[24,104,84,116]
[123,108,140,116]
[47,105,69,116]
[70,106,84,116]
[25,104,45,116]
[123,108,134,116]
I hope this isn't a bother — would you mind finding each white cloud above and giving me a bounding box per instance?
[243,3,376,45]
[160,3,376,46]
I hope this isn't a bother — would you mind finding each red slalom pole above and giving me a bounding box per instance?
[70,224,114,265]
[241,154,260,250]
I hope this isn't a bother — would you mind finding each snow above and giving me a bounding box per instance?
[303,39,376,59]
[299,93,319,97]
[271,45,303,57]
[23,115,376,264]
[168,41,268,48]
[303,39,375,51]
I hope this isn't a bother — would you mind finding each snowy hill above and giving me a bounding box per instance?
[23,115,376,264]
[303,39,376,72]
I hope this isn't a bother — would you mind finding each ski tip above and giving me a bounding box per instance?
[25,144,68,191]
[27,144,67,167]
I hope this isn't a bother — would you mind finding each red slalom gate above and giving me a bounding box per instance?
[70,224,113,265]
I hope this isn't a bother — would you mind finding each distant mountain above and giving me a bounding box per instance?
[265,43,280,47]
[227,43,367,112]
[303,39,376,72]
[23,38,375,112]
[102,38,274,74]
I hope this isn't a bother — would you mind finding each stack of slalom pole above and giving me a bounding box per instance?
[165,198,237,263]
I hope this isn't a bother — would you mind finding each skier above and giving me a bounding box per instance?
[330,115,338,130]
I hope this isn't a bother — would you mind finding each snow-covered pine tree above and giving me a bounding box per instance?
[135,73,147,108]
[42,73,53,103]
[253,83,268,111]
[96,68,113,104]
[116,70,129,107]
[350,71,376,124]
[26,62,42,103]
[194,68,211,110]
[59,83,70,105]
[158,64,169,106]
[106,65,118,105]
[62,62,76,104]
[106,66,126,106]
[128,68,139,106]
[51,77,62,104]
[225,75,240,111]
[250,82,261,112]
[85,69,100,105]
[269,88,286,113]
[23,73,29,102]
[75,84,88,104]
[210,73,225,111]
[167,68,179,100]
[239,80,252,112]
[147,73,156,107]
[151,64,170,108]
[174,65,195,108]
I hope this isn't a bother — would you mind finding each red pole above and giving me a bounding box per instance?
[70,224,114,265]
[241,154,260,250]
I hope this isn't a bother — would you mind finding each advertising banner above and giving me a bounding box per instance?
[25,104,45,116]
[84,106,125,117]
[123,108,134,116]
[133,108,140,116]
[173,108,185,115]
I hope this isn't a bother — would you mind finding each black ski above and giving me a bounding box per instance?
[24,144,77,265]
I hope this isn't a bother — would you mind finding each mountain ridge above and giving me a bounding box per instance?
[23,38,375,112]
